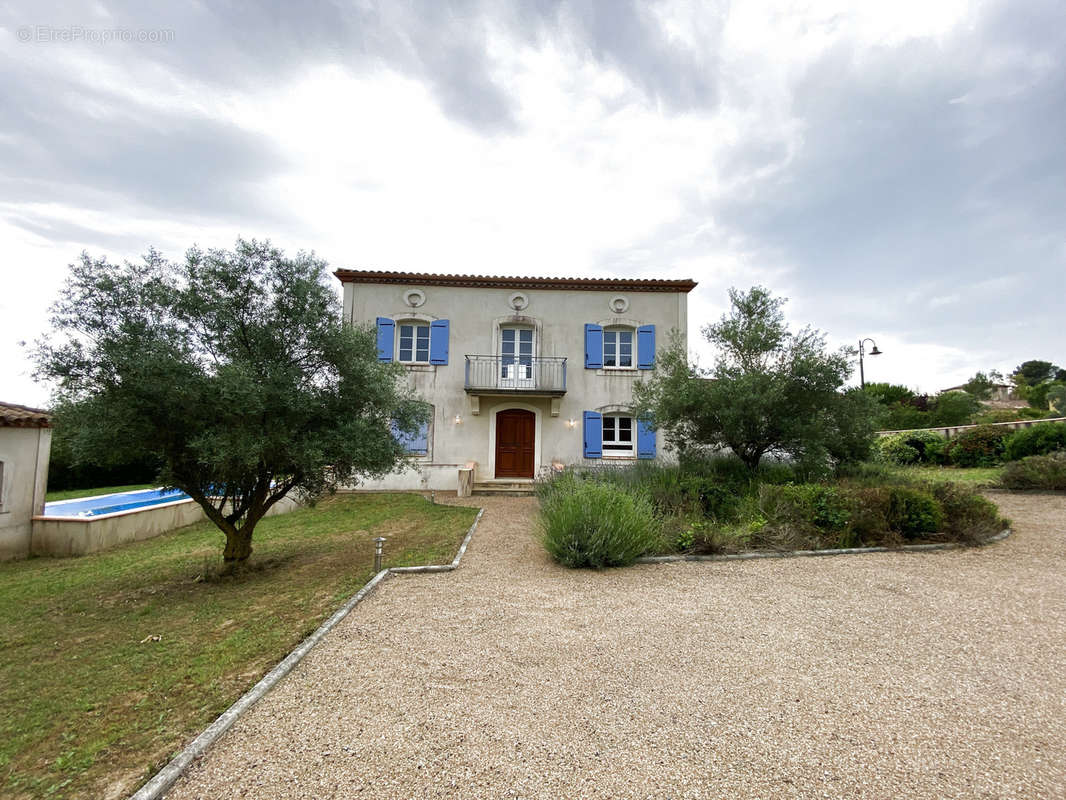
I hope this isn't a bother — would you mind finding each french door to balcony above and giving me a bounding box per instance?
[499,327,535,389]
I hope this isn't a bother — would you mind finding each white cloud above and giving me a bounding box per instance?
[1,0,1061,407]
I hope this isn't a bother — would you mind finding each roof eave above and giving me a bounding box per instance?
[333,269,697,294]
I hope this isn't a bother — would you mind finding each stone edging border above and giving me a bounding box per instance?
[635,528,1011,565]
[129,506,485,800]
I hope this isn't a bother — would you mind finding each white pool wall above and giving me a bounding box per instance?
[31,493,300,558]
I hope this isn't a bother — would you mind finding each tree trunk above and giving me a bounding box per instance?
[222,525,254,563]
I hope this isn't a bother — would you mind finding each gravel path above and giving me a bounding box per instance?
[165,491,1066,799]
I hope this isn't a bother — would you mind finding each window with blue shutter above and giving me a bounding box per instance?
[584,324,603,369]
[637,417,656,459]
[430,319,450,365]
[391,417,430,456]
[637,325,655,369]
[603,328,634,368]
[583,411,602,458]
[376,317,395,362]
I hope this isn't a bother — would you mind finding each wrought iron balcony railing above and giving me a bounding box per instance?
[464,355,567,395]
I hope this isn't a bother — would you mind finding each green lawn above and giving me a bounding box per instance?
[884,464,1004,486]
[45,484,156,502]
[0,493,477,800]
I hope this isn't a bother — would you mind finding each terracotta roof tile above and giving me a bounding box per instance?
[0,401,52,428]
[333,269,697,293]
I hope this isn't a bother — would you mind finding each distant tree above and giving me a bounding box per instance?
[1048,384,1066,416]
[1012,360,1064,409]
[46,417,160,492]
[929,391,981,426]
[634,286,875,470]
[961,370,1004,401]
[878,404,931,432]
[35,240,426,564]
[1014,360,1058,385]
[1027,380,1064,411]
[862,382,916,406]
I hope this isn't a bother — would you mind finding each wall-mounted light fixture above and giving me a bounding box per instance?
[566,418,577,429]
[454,414,463,425]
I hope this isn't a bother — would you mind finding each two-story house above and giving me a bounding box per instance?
[335,270,697,490]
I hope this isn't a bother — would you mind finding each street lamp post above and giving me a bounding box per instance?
[858,338,882,389]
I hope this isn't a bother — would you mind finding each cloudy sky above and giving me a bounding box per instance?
[2,0,1063,406]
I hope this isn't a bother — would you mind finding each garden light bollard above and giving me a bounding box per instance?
[374,537,386,572]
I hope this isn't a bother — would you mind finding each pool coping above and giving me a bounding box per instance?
[36,496,196,523]
[128,505,484,800]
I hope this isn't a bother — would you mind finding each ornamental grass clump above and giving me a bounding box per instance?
[539,474,661,568]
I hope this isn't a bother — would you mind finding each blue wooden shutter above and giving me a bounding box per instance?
[583,411,602,458]
[585,324,603,369]
[637,325,655,369]
[430,319,450,365]
[409,420,429,455]
[637,417,656,459]
[376,317,394,362]
[391,419,429,455]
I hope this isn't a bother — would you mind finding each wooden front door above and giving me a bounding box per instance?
[495,409,535,478]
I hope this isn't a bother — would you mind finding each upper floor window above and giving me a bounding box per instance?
[376,317,449,365]
[584,323,655,370]
[398,322,431,363]
[603,327,634,368]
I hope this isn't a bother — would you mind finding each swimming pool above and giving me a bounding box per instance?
[42,487,190,518]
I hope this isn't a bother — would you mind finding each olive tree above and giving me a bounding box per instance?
[35,239,426,564]
[634,286,876,470]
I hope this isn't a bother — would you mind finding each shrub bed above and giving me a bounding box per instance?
[1000,452,1066,490]
[875,421,1066,468]
[538,456,1009,567]
[875,430,947,465]
[945,425,1011,467]
[1004,422,1066,461]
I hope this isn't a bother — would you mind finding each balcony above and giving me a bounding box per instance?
[464,355,567,397]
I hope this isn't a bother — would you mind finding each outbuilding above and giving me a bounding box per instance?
[0,402,52,560]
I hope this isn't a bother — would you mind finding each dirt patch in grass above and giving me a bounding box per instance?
[0,492,477,800]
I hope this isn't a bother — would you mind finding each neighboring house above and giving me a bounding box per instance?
[0,402,52,560]
[941,383,1014,402]
[335,270,697,490]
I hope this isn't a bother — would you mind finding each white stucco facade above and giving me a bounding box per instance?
[336,271,696,490]
[0,405,52,561]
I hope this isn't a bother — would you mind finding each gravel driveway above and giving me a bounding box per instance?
[165,491,1066,799]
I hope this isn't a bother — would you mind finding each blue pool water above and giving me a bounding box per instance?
[43,488,190,518]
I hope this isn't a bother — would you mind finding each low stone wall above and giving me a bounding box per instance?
[877,416,1066,439]
[31,495,300,558]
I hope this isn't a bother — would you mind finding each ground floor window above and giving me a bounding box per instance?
[391,404,432,457]
[602,415,634,456]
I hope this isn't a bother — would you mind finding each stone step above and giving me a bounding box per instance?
[472,481,536,496]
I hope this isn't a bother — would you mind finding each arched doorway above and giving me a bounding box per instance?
[495,409,535,478]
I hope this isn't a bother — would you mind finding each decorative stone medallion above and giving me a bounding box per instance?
[609,295,629,313]
[509,292,529,311]
[404,289,426,308]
